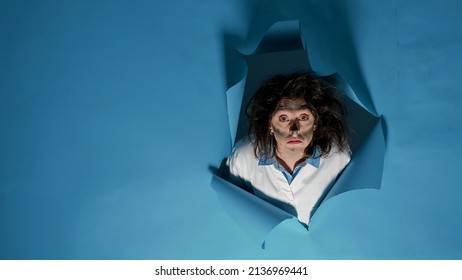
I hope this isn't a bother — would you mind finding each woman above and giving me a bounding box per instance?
[223,72,351,226]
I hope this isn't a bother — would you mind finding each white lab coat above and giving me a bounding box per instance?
[225,139,351,225]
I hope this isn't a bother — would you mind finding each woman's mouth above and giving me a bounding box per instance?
[287,138,303,144]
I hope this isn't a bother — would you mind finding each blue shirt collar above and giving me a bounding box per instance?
[258,146,321,168]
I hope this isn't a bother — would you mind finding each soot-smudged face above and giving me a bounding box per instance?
[269,98,316,156]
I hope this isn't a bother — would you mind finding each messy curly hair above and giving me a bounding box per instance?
[246,72,349,158]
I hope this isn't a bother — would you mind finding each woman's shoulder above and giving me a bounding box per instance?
[322,142,352,163]
[224,138,258,182]
[231,138,256,158]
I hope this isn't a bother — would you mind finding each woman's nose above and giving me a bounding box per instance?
[290,120,300,132]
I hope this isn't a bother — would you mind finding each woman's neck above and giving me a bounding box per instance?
[275,148,305,174]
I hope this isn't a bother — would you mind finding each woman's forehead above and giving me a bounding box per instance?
[276,98,310,111]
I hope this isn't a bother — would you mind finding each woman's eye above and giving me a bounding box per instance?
[278,115,289,122]
[299,114,309,121]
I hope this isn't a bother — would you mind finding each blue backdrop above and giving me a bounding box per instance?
[1,0,462,259]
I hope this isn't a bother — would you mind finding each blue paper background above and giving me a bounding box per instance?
[1,0,462,259]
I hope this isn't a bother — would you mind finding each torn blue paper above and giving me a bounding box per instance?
[211,175,294,247]
[212,20,386,246]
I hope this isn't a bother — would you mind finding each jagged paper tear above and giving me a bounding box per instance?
[212,20,386,246]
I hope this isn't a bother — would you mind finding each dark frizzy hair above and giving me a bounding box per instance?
[246,71,349,158]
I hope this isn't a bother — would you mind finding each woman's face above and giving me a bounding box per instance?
[269,98,316,155]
